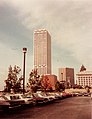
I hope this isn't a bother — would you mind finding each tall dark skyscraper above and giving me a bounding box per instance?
[59,68,74,86]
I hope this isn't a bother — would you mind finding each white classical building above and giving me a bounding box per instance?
[76,70,92,87]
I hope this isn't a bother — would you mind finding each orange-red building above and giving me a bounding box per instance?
[41,74,57,90]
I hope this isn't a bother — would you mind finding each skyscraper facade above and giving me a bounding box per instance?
[34,29,51,75]
[58,67,74,87]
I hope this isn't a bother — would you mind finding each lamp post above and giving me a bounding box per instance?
[23,48,27,94]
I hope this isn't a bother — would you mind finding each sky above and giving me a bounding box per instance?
[0,0,92,90]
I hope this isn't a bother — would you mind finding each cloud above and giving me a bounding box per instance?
[1,0,92,67]
[0,2,32,48]
[0,0,92,89]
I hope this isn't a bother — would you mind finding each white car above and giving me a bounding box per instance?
[39,92,54,102]
[46,93,56,101]
[15,94,36,105]
[0,94,25,110]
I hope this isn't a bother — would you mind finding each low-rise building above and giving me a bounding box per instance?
[41,74,57,90]
[76,70,92,88]
[76,65,92,88]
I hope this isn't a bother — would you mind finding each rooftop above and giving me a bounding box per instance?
[77,70,92,75]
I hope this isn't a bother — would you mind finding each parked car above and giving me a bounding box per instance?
[54,92,63,99]
[46,92,61,100]
[32,92,49,104]
[0,94,25,110]
[71,91,80,97]
[0,96,10,110]
[77,92,84,96]
[60,92,69,98]
[83,92,91,96]
[65,92,72,97]
[39,92,54,102]
[15,93,37,106]
[46,93,56,101]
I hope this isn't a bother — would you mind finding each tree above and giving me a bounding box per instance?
[59,83,65,91]
[55,81,65,92]
[55,81,61,92]
[28,69,41,93]
[4,65,22,93]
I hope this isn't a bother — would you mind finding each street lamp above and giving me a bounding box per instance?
[23,48,27,94]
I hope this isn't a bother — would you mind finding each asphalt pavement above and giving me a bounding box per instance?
[0,96,92,119]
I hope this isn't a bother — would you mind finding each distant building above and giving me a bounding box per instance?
[58,68,74,87]
[76,65,92,87]
[34,29,51,75]
[41,74,57,90]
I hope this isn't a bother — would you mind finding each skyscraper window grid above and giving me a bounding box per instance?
[34,29,51,75]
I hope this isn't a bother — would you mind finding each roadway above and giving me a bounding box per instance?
[0,96,92,119]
